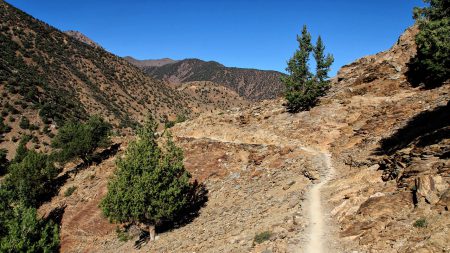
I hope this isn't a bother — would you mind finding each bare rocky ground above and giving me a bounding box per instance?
[39,26,449,253]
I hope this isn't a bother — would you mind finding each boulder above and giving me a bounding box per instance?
[415,175,444,205]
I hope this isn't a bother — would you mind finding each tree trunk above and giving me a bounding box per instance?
[148,224,156,241]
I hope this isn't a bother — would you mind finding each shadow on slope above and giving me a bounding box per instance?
[134,181,209,249]
[44,143,121,206]
[375,101,450,156]
[158,180,209,233]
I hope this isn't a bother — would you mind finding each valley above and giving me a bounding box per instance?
[0,0,449,253]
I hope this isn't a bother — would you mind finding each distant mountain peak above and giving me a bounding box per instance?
[64,30,102,48]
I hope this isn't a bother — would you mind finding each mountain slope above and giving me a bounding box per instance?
[64,30,102,49]
[131,58,286,100]
[123,56,177,67]
[0,1,195,127]
[41,26,449,252]
[0,1,202,157]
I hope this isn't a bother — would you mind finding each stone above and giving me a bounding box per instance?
[288,197,299,209]
[435,189,450,211]
[368,164,380,170]
[302,169,320,181]
[415,175,440,205]
[282,180,295,190]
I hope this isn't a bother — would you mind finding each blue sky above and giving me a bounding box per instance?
[7,0,424,76]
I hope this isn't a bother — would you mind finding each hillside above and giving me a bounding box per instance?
[64,30,102,49]
[123,56,177,68]
[175,81,249,113]
[0,1,194,126]
[0,1,244,158]
[38,25,449,253]
[129,58,286,100]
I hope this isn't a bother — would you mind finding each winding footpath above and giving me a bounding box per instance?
[303,150,335,253]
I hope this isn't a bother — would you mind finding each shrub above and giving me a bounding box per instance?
[29,124,39,131]
[0,149,8,175]
[52,115,111,163]
[0,118,11,134]
[175,114,187,124]
[101,116,192,239]
[115,227,131,242]
[5,151,59,207]
[413,218,428,228]
[19,116,30,129]
[254,231,272,244]
[0,204,59,253]
[12,135,31,164]
[64,186,77,197]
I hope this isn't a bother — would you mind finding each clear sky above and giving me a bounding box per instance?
[6,0,424,76]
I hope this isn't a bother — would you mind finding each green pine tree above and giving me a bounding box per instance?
[0,204,60,253]
[5,151,59,207]
[12,135,32,164]
[408,0,450,87]
[101,116,192,240]
[282,25,334,112]
[313,36,334,94]
[1,167,59,253]
[52,115,111,163]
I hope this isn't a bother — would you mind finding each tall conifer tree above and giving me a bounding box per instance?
[282,25,334,112]
[101,116,192,240]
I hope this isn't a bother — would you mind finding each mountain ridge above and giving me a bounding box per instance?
[0,1,240,157]
[64,30,102,49]
[123,56,177,67]
[128,57,286,100]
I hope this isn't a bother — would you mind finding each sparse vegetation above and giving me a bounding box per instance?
[0,117,11,134]
[64,186,77,197]
[141,59,285,100]
[19,116,30,129]
[282,25,333,112]
[408,0,450,87]
[115,226,132,242]
[253,231,272,244]
[164,113,188,128]
[413,217,428,228]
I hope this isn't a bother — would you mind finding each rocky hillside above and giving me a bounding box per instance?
[0,1,249,158]
[175,81,249,113]
[129,58,286,100]
[64,30,102,49]
[0,1,196,127]
[123,56,177,68]
[38,25,449,253]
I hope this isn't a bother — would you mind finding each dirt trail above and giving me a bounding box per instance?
[304,150,335,253]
